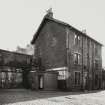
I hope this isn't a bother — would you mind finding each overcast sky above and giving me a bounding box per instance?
[0,0,105,66]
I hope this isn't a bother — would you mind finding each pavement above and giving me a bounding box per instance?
[0,89,105,105]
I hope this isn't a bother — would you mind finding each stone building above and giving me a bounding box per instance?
[16,44,34,55]
[0,49,32,89]
[31,10,102,91]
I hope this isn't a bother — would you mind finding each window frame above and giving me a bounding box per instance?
[74,33,81,46]
[74,53,81,65]
[94,59,99,69]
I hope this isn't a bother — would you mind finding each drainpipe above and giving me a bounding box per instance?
[87,39,90,90]
[100,47,102,89]
[66,28,69,89]
[81,35,84,90]
[87,38,90,90]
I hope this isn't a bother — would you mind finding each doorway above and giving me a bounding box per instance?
[38,75,44,89]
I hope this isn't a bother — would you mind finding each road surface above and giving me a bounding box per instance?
[0,89,105,105]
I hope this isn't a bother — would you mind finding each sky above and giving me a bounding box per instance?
[0,0,105,66]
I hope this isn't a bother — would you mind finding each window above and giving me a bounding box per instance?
[0,54,2,62]
[78,36,80,45]
[74,34,80,46]
[74,53,78,64]
[27,58,31,64]
[74,53,80,65]
[94,60,99,69]
[74,72,81,85]
[58,71,66,80]
[94,44,99,56]
[74,34,78,45]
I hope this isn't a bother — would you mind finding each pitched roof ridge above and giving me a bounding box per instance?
[45,16,103,46]
[31,14,103,46]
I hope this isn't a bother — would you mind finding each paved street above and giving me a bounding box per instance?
[0,89,105,105]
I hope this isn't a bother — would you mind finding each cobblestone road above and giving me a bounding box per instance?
[0,89,105,105]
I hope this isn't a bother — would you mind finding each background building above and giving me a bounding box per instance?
[16,44,34,55]
[0,49,32,89]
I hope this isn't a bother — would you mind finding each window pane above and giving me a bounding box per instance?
[74,53,80,65]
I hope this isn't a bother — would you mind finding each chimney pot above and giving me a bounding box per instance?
[46,8,53,18]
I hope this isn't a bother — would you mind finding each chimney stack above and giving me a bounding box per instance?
[82,29,86,34]
[46,8,53,18]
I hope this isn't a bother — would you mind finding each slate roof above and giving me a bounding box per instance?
[31,14,103,46]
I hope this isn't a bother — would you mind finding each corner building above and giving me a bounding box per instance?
[31,11,102,91]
